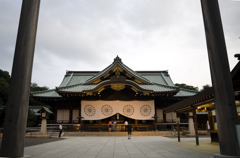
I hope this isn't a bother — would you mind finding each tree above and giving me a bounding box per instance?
[200,84,211,91]
[0,69,10,106]
[27,107,38,127]
[175,83,199,91]
[29,83,49,105]
[30,82,49,92]
[0,69,10,84]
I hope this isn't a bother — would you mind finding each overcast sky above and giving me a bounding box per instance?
[0,0,239,90]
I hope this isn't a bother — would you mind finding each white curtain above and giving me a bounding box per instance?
[57,110,69,122]
[157,109,163,122]
[81,100,155,120]
[72,110,79,121]
[166,112,176,120]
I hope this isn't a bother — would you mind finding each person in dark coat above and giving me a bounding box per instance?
[127,124,132,139]
[108,121,112,132]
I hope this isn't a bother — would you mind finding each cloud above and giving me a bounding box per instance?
[0,0,239,89]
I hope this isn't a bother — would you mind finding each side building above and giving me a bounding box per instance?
[31,56,198,131]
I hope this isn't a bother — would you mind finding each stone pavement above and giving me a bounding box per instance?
[24,136,220,158]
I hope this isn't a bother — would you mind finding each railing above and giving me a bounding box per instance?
[26,126,63,132]
[41,119,191,124]
[157,119,188,123]
[44,120,80,124]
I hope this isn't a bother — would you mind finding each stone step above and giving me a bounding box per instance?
[64,131,172,136]
[24,131,64,138]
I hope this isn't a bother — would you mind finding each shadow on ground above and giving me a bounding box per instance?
[164,134,212,139]
[0,137,64,148]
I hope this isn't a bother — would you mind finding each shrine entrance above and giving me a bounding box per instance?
[83,113,154,132]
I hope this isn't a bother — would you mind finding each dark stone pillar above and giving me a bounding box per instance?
[201,0,238,156]
[0,0,40,157]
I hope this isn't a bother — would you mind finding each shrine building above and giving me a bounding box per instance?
[31,56,198,131]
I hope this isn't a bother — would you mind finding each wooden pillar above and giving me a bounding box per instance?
[54,108,57,122]
[135,120,137,131]
[163,100,167,123]
[78,109,81,124]
[201,0,238,156]
[176,114,180,142]
[153,119,156,131]
[81,120,84,132]
[163,113,166,123]
[69,109,73,124]
[177,122,180,142]
[193,107,199,145]
[0,0,41,157]
[99,120,101,131]
[208,111,214,131]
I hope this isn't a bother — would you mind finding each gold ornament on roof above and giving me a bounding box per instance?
[111,84,125,91]
[115,69,120,77]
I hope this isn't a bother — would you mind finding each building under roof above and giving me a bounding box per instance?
[163,60,240,142]
[31,56,198,131]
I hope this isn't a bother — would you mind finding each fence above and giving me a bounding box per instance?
[45,120,80,124]
[157,119,188,123]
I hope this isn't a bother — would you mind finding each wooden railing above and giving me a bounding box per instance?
[45,120,80,124]
[157,119,188,123]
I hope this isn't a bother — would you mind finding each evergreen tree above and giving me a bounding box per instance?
[175,83,198,91]
[0,69,10,106]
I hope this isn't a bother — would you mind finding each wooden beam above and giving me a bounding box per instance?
[0,0,41,157]
[201,0,238,156]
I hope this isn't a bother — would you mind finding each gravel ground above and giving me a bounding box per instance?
[0,137,64,148]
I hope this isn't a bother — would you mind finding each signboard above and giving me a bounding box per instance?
[236,125,240,151]
[176,117,180,123]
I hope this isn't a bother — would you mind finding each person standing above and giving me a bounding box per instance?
[127,124,132,139]
[124,121,128,131]
[114,121,117,132]
[59,124,63,138]
[108,120,112,132]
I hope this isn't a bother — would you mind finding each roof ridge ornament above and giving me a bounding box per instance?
[115,69,120,77]
[114,55,122,62]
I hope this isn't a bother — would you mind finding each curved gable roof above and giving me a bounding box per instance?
[84,56,151,85]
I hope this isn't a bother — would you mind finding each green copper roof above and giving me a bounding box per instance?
[31,57,198,98]
[84,57,151,84]
[59,73,95,87]
[37,106,53,114]
[57,81,178,93]
[174,88,198,97]
[139,84,177,92]
[58,84,96,92]
[138,72,175,86]
[31,89,61,97]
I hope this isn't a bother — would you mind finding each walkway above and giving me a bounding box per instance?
[24,136,219,158]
